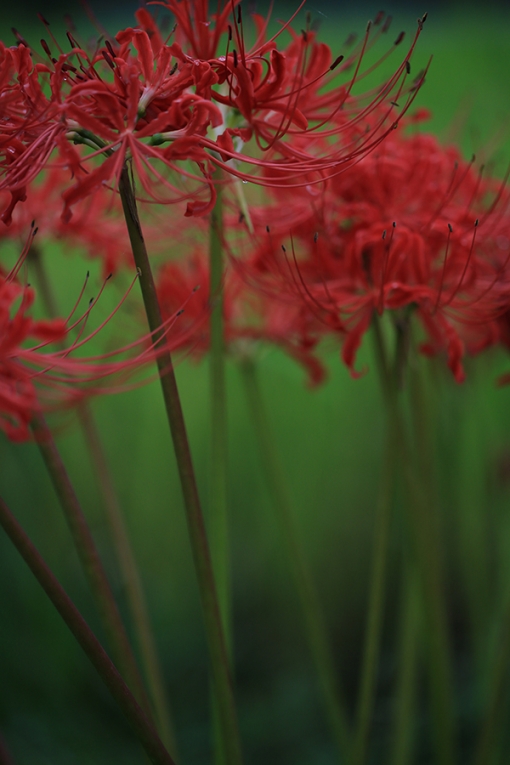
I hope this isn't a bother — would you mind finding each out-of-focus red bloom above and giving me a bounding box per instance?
[236,109,510,382]
[156,250,326,385]
[0,4,426,223]
[0,229,196,440]
[0,168,131,275]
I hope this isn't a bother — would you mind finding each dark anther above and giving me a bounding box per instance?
[12,28,29,47]
[314,232,319,243]
[176,308,184,316]
[266,225,270,233]
[105,39,116,58]
[228,24,232,41]
[281,244,287,253]
[374,11,384,26]
[382,230,387,239]
[394,31,405,46]
[40,39,52,57]
[405,60,411,74]
[448,223,453,233]
[170,62,178,75]
[37,13,50,26]
[301,29,308,43]
[475,219,479,227]
[330,55,344,71]
[382,15,392,33]
[393,221,396,227]
[233,49,238,67]
[193,285,200,292]
[237,5,242,24]
[102,50,115,70]
[33,227,39,236]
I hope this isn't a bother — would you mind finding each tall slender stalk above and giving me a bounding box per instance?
[473,586,510,765]
[31,411,152,716]
[390,564,420,765]
[29,244,176,754]
[239,358,351,763]
[118,166,243,765]
[371,316,456,765]
[0,495,176,765]
[79,410,177,755]
[208,181,231,654]
[352,428,397,765]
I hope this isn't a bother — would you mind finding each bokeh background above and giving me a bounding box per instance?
[2,2,510,763]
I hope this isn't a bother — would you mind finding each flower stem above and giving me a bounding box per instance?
[390,565,420,765]
[78,409,178,756]
[352,425,397,765]
[209,179,231,654]
[118,166,243,765]
[473,590,510,765]
[30,412,152,716]
[0,494,176,765]
[239,358,351,762]
[28,244,177,755]
[371,315,456,765]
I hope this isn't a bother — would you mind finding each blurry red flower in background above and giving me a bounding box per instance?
[234,109,510,382]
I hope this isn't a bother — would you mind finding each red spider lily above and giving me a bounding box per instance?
[0,167,131,275]
[0,4,426,223]
[156,250,326,385]
[234,110,510,382]
[0,228,198,440]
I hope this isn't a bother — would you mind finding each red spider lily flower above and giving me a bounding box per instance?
[0,5,427,224]
[156,250,326,385]
[0,167,131,275]
[235,109,510,382]
[0,228,198,440]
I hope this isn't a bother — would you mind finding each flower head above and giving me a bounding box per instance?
[0,5,427,222]
[235,109,510,382]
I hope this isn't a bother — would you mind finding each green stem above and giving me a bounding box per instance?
[371,316,456,765]
[118,166,243,765]
[352,426,397,765]
[473,586,510,765]
[0,495,176,765]
[209,179,231,655]
[78,409,178,756]
[30,412,152,716]
[239,358,351,762]
[28,244,177,755]
[390,565,420,765]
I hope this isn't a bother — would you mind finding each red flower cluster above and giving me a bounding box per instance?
[0,227,196,441]
[0,167,132,275]
[0,4,426,223]
[231,109,510,382]
[156,249,326,384]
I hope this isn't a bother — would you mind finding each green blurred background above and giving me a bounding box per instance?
[2,2,510,764]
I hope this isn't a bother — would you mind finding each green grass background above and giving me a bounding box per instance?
[2,3,510,764]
